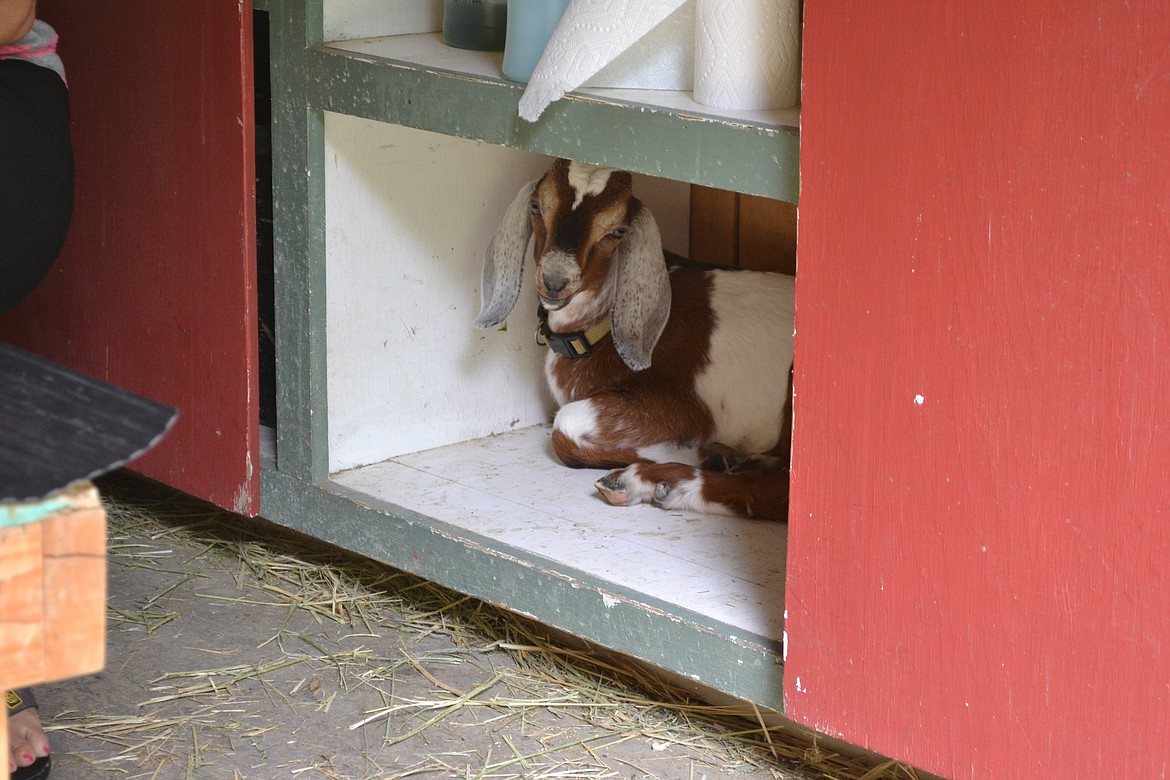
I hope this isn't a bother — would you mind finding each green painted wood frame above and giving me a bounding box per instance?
[262,0,795,711]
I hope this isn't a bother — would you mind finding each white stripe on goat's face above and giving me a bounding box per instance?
[567,162,614,209]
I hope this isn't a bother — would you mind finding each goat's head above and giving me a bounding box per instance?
[474,158,671,371]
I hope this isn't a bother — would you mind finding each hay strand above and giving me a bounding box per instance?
[51,473,921,780]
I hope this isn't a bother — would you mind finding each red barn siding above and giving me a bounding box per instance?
[0,2,258,514]
[788,2,1170,778]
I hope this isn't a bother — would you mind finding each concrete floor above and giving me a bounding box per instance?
[29,474,916,780]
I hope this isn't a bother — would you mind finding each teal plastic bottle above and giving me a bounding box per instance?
[501,0,570,83]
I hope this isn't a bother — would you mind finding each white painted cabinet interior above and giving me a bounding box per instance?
[324,114,690,472]
[320,113,785,645]
[325,117,552,471]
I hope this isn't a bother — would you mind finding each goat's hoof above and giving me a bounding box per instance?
[652,481,673,503]
[703,443,741,473]
[595,472,632,506]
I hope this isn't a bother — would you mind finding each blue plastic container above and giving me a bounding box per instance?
[501,0,571,83]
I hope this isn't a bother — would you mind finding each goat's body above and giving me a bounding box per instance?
[689,268,795,455]
[476,158,795,521]
[549,267,793,461]
[549,267,795,520]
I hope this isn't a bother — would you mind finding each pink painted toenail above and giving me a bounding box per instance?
[43,746,51,755]
[22,753,34,761]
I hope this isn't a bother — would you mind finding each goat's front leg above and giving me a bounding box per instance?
[550,394,711,470]
[595,464,790,522]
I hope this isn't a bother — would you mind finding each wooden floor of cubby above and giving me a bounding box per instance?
[330,425,787,644]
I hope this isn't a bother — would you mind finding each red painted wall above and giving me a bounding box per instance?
[788,3,1170,778]
[0,3,259,514]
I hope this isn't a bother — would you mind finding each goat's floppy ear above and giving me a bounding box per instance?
[611,208,671,371]
[474,178,539,330]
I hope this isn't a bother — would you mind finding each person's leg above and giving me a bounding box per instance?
[0,57,74,313]
[7,689,50,777]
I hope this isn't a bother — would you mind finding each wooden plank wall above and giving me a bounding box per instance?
[0,2,260,515]
[689,187,797,275]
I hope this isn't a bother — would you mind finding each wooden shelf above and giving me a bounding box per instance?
[332,425,787,641]
[306,33,800,201]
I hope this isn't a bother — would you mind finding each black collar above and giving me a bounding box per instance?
[535,306,612,359]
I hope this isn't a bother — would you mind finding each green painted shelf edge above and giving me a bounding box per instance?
[259,463,787,712]
[297,43,800,202]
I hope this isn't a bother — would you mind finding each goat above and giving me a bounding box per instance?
[474,158,795,522]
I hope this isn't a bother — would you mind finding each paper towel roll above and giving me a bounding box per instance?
[517,0,691,122]
[585,1,693,90]
[693,0,801,111]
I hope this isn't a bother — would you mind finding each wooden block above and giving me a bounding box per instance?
[0,482,106,691]
[42,488,107,680]
[0,523,46,687]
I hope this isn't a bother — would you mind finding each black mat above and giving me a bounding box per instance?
[0,342,176,503]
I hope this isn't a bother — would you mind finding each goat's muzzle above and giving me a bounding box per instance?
[537,254,579,310]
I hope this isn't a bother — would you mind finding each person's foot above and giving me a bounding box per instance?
[7,690,51,777]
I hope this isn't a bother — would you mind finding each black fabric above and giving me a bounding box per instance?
[0,58,74,313]
[536,305,610,359]
[6,688,37,716]
[0,342,177,502]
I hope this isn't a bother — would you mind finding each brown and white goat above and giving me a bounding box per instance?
[474,158,795,522]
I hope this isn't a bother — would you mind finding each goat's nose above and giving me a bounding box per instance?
[542,270,570,296]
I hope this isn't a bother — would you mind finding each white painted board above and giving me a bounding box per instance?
[325,0,441,41]
[325,117,552,471]
[324,114,690,472]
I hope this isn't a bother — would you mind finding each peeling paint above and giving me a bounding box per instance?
[416,522,778,652]
[233,482,251,515]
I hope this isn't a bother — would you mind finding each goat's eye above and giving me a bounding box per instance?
[608,227,628,240]
[529,201,541,216]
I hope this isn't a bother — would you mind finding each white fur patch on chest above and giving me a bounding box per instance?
[567,161,614,209]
